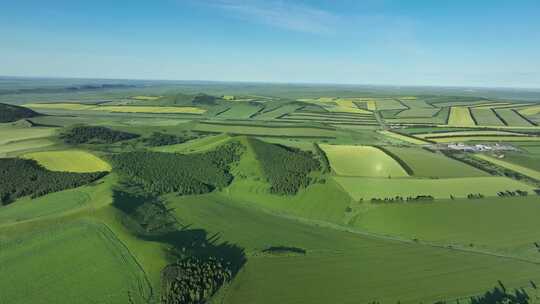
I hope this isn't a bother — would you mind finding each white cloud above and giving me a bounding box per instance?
[200,0,339,34]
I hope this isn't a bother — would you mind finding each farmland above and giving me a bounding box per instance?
[320,144,409,177]
[2,79,540,304]
[22,150,112,173]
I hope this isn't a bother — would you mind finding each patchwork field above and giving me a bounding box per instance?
[495,108,536,127]
[470,108,505,126]
[194,122,338,138]
[23,150,111,172]
[334,176,535,200]
[320,144,409,177]
[25,103,206,114]
[216,103,263,119]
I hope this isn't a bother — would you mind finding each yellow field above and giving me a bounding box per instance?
[379,130,429,145]
[519,105,540,116]
[223,95,235,101]
[320,144,409,177]
[131,95,162,100]
[0,125,58,145]
[448,107,476,127]
[23,150,112,173]
[366,100,377,111]
[95,106,206,114]
[25,103,97,110]
[25,103,206,114]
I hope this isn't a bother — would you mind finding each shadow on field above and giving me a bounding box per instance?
[112,186,246,275]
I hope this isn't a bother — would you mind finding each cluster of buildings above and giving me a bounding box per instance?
[434,143,518,152]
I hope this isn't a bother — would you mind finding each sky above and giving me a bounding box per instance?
[1,0,539,88]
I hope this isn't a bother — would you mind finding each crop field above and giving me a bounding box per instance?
[216,103,263,119]
[0,138,55,157]
[320,144,409,177]
[22,150,111,172]
[470,108,505,126]
[495,108,536,127]
[0,220,151,304]
[254,104,301,120]
[378,130,430,145]
[334,176,535,200]
[382,147,488,177]
[0,124,57,145]
[25,103,206,114]
[448,107,476,127]
[193,122,339,138]
[414,130,528,139]
[519,105,540,116]
[475,154,540,180]
[3,80,540,304]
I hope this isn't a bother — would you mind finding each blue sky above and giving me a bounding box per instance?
[1,0,539,88]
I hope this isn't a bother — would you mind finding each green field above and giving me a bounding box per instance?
[448,107,476,127]
[334,176,535,200]
[23,150,111,172]
[3,80,540,304]
[320,144,409,177]
[0,220,151,304]
[383,146,488,177]
[475,154,540,180]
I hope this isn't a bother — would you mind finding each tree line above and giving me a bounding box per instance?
[248,138,321,195]
[0,158,107,205]
[0,103,39,123]
[141,132,192,147]
[60,125,140,144]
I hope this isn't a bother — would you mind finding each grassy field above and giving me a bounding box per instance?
[448,107,476,127]
[216,103,262,119]
[414,130,527,139]
[475,154,540,180]
[166,193,540,304]
[470,108,506,126]
[383,147,488,178]
[496,108,535,127]
[354,196,540,257]
[0,124,57,145]
[320,144,409,177]
[378,130,430,145]
[334,176,535,200]
[0,138,55,157]
[429,136,540,143]
[0,220,151,304]
[194,122,339,138]
[23,150,111,172]
[519,105,540,116]
[255,104,301,120]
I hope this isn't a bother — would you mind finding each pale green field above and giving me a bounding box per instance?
[23,150,111,172]
[0,138,55,157]
[321,144,409,177]
[334,176,535,200]
[25,103,206,114]
[152,134,233,153]
[0,124,57,145]
[475,154,540,180]
[0,220,151,304]
[378,130,430,145]
[415,130,526,139]
[430,136,540,143]
[519,105,540,116]
[448,107,476,127]
[194,123,338,138]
